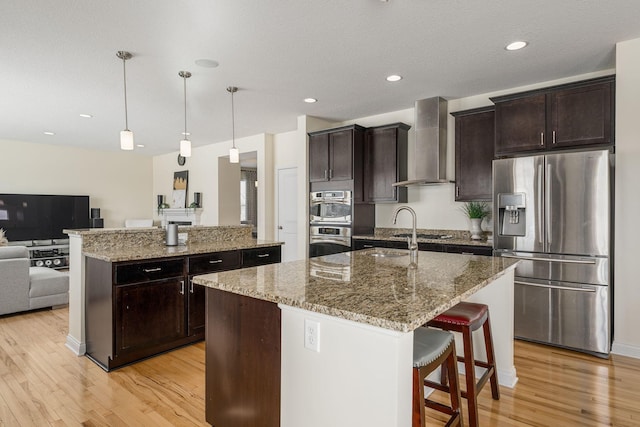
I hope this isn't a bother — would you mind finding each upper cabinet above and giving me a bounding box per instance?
[492,75,614,157]
[451,107,494,201]
[308,125,366,182]
[308,124,366,201]
[364,123,410,203]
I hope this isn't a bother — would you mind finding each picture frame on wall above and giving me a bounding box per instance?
[172,170,188,208]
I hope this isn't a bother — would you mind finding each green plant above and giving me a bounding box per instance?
[460,201,491,219]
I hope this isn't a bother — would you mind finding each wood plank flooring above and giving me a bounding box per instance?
[1,306,639,426]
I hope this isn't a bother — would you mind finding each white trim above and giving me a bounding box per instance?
[611,341,640,359]
[65,334,86,356]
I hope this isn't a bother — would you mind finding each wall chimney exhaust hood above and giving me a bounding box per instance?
[393,96,449,187]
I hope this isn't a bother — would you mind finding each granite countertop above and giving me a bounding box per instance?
[352,227,493,247]
[193,249,517,333]
[83,239,283,263]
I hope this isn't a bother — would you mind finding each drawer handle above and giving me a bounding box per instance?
[257,253,270,258]
[143,267,162,273]
[208,259,223,264]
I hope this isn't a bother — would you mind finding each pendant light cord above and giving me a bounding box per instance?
[122,56,129,131]
[183,74,187,137]
[231,89,236,149]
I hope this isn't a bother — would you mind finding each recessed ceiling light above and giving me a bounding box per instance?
[79,113,93,118]
[304,98,317,103]
[195,59,219,68]
[505,41,528,51]
[386,74,402,82]
[43,131,55,135]
[136,144,145,148]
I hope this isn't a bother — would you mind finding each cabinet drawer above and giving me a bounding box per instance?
[115,258,185,285]
[443,244,493,256]
[242,246,281,267]
[188,250,241,275]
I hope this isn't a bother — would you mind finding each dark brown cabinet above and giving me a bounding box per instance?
[309,125,365,183]
[115,278,186,357]
[352,238,491,255]
[85,245,282,371]
[364,123,410,203]
[493,76,614,156]
[452,107,495,201]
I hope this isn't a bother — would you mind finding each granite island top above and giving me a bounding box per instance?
[193,249,517,333]
[82,239,283,263]
[352,227,493,247]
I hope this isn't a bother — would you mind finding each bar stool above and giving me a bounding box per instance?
[427,302,499,427]
[412,327,463,427]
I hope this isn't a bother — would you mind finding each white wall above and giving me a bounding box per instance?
[0,139,152,228]
[612,37,640,358]
[152,133,275,240]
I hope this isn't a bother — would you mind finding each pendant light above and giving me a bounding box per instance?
[179,71,192,157]
[116,51,134,150]
[227,86,239,163]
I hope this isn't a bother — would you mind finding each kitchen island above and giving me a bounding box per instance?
[64,225,281,360]
[193,248,518,427]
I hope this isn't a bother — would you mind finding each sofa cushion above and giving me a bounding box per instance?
[29,267,69,298]
[0,246,29,260]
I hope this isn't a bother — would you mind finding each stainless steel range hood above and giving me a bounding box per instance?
[393,97,449,187]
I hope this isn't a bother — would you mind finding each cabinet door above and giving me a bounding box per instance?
[548,81,613,149]
[495,94,546,156]
[115,278,186,356]
[328,129,354,181]
[188,277,206,337]
[309,133,329,182]
[365,127,405,203]
[454,109,495,201]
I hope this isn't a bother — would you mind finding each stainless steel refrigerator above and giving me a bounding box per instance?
[493,149,613,356]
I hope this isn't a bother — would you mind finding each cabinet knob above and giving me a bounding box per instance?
[278,226,283,230]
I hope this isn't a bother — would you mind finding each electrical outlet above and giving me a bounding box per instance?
[304,319,320,352]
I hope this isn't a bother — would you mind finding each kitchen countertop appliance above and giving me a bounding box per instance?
[309,190,353,258]
[493,149,613,357]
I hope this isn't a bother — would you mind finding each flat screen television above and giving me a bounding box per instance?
[0,194,90,241]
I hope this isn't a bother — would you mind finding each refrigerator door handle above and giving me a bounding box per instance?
[515,280,597,293]
[546,162,552,248]
[501,254,597,264]
[537,163,544,244]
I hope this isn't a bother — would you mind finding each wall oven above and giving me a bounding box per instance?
[309,190,352,224]
[309,225,352,258]
[309,190,353,258]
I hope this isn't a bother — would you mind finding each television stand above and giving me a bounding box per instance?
[24,240,70,270]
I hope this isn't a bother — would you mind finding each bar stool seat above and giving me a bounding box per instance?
[412,327,463,427]
[427,302,499,427]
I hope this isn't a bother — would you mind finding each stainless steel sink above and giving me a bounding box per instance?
[363,248,408,258]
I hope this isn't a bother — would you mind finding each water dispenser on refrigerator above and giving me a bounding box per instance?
[497,193,526,237]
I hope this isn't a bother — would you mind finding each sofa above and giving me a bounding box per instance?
[0,246,69,316]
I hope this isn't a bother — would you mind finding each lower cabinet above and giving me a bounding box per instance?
[85,245,281,371]
[352,239,491,255]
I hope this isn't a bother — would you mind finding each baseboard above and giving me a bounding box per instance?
[611,340,640,359]
[65,334,86,356]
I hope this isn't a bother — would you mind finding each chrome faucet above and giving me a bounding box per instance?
[392,206,418,264]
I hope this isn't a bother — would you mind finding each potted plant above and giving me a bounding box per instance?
[460,202,491,240]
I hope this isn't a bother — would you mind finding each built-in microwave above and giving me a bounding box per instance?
[309,190,352,224]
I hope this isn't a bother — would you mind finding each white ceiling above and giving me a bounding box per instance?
[2,1,640,156]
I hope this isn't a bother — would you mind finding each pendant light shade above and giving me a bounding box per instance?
[227,86,239,164]
[117,51,134,150]
[179,71,192,157]
[180,139,192,157]
[120,130,134,150]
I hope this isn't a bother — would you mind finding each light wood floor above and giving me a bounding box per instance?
[1,307,639,426]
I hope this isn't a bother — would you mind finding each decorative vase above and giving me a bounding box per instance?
[469,218,483,240]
